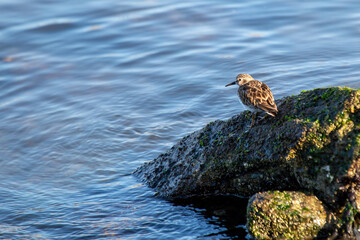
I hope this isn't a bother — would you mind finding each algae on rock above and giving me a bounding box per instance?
[247,191,335,240]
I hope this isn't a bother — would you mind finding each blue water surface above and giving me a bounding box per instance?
[1,0,360,239]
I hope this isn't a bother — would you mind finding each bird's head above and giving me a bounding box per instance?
[225,73,254,87]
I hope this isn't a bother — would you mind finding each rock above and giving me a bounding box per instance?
[135,87,360,204]
[134,87,360,238]
[247,191,335,239]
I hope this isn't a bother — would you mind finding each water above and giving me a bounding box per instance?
[1,0,360,239]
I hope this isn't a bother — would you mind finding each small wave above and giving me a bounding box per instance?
[21,18,77,33]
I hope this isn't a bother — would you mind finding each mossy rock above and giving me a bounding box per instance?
[135,87,360,208]
[282,88,360,209]
[247,191,335,239]
[134,87,360,239]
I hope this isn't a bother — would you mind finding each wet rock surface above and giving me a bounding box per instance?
[134,87,360,239]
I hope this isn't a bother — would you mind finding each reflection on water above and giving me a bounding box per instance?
[1,0,360,239]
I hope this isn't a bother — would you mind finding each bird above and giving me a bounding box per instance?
[225,73,278,128]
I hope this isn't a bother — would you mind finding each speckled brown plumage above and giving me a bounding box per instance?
[225,73,278,127]
[238,79,278,116]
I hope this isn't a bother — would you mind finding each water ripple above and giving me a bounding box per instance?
[1,0,360,239]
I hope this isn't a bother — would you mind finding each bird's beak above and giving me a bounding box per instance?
[225,81,236,87]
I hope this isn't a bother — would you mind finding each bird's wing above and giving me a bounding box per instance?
[245,80,278,113]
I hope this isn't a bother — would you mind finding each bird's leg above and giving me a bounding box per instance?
[250,112,257,128]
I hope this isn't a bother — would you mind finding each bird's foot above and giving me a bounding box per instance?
[257,114,270,124]
[243,125,252,133]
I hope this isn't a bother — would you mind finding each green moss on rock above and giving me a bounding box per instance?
[247,191,334,239]
[282,88,360,209]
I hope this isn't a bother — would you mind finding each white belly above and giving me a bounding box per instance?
[237,94,261,113]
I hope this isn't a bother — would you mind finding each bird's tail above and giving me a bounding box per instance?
[260,104,278,117]
[267,110,278,117]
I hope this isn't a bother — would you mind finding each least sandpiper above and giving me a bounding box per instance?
[225,73,278,127]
